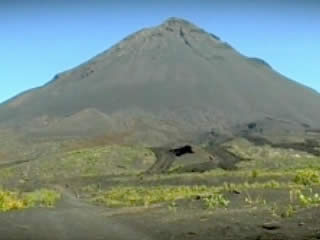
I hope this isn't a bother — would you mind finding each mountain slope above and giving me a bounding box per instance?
[1,17,319,145]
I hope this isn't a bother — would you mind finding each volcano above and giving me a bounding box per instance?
[1,17,320,146]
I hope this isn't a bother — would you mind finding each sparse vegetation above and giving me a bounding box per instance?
[293,170,320,186]
[290,188,320,207]
[0,188,60,212]
[93,185,223,208]
[23,189,61,208]
[251,169,259,178]
[168,201,177,212]
[0,145,156,183]
[203,194,229,209]
[89,179,302,209]
[269,187,320,218]
[0,190,25,212]
[280,204,297,218]
[244,192,267,207]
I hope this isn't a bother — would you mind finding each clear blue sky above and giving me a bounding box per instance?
[1,0,319,104]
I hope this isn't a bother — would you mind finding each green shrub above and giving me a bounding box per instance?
[280,204,297,218]
[0,188,61,212]
[298,189,320,207]
[289,188,320,207]
[251,169,259,178]
[0,190,25,212]
[294,170,320,185]
[203,194,229,209]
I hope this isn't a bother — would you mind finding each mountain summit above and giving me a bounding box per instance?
[1,17,320,145]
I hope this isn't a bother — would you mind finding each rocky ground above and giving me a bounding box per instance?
[1,136,320,240]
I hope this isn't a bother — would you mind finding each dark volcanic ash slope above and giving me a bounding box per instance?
[0,17,320,145]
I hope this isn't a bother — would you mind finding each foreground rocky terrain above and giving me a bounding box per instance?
[1,134,320,240]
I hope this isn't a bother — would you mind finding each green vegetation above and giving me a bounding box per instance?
[93,185,224,208]
[0,190,25,212]
[2,137,320,221]
[290,188,320,207]
[221,180,285,193]
[203,194,229,209]
[0,189,61,212]
[228,138,320,170]
[0,144,156,183]
[139,167,319,186]
[284,204,297,218]
[293,170,320,186]
[251,169,259,179]
[280,204,297,218]
[244,192,267,207]
[42,145,156,177]
[168,201,177,213]
[90,180,297,209]
[23,189,61,208]
[270,188,320,218]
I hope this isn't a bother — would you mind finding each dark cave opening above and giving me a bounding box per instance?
[248,122,257,130]
[169,145,194,157]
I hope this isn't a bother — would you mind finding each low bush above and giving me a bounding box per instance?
[294,170,320,186]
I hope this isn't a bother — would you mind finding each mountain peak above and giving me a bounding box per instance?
[162,17,194,26]
[160,17,204,32]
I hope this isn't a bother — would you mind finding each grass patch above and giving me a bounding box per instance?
[203,194,229,209]
[244,192,267,207]
[23,189,61,208]
[93,185,223,208]
[0,189,61,212]
[91,180,295,208]
[0,145,156,183]
[271,187,320,218]
[41,145,155,177]
[293,170,320,186]
[290,188,320,207]
[0,190,25,212]
[227,138,320,170]
[150,168,298,183]
[220,180,301,193]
